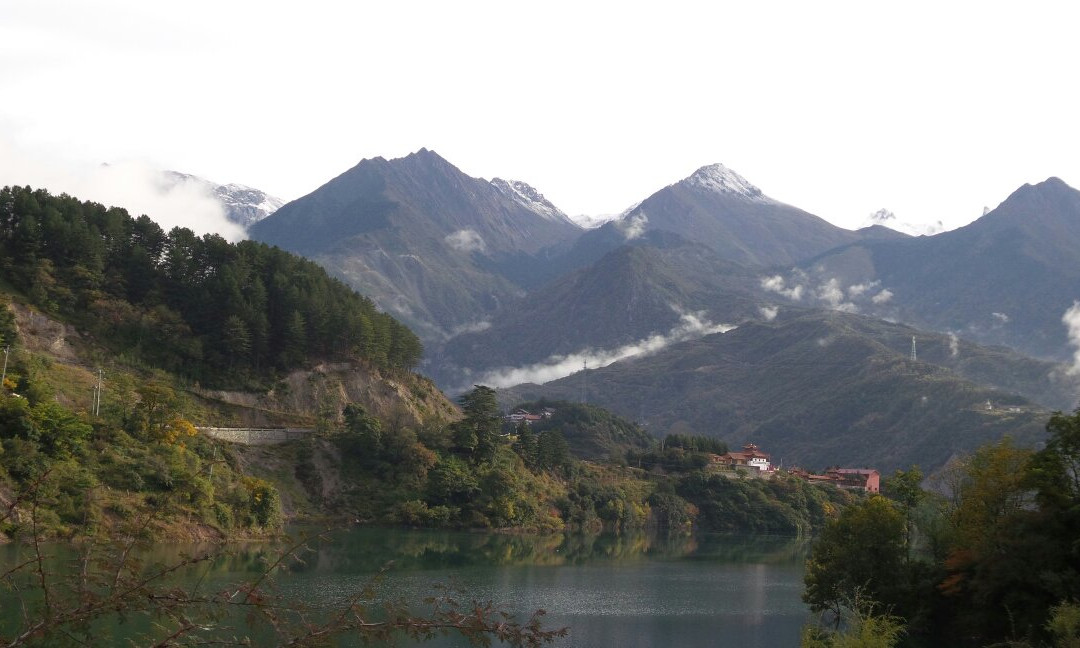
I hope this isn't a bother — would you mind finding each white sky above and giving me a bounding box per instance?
[2,0,1079,232]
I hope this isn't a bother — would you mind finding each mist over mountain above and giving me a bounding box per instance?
[499,310,1066,473]
[164,171,283,228]
[248,149,582,341]
[779,177,1080,361]
[860,208,943,237]
[430,231,768,388]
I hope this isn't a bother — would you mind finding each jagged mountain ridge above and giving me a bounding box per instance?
[787,177,1080,360]
[248,149,583,341]
[499,310,1067,473]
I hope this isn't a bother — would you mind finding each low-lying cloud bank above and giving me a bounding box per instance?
[1063,301,1080,376]
[0,137,245,241]
[468,310,735,390]
[761,272,893,314]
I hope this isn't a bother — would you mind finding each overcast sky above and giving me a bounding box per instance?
[2,0,1078,234]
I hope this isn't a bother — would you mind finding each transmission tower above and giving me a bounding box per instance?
[581,360,588,404]
[910,336,917,362]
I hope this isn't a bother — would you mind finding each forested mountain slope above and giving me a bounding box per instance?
[0,185,422,388]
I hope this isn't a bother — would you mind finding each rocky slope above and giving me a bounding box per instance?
[249,149,582,342]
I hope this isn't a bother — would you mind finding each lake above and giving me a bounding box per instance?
[0,527,814,646]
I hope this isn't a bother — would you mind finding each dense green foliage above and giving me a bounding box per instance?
[628,433,729,473]
[0,376,282,540]
[803,409,1080,645]
[310,389,852,535]
[675,471,852,534]
[509,400,654,462]
[328,395,564,531]
[0,186,421,386]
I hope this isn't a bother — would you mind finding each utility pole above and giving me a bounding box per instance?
[93,369,103,416]
[0,346,8,389]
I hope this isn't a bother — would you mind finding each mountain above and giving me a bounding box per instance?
[430,231,768,389]
[499,310,1070,473]
[248,149,582,342]
[787,178,1080,360]
[164,171,283,228]
[611,163,862,266]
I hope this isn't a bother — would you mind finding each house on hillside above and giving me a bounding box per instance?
[792,467,880,492]
[714,443,772,472]
[827,468,880,493]
[503,408,554,425]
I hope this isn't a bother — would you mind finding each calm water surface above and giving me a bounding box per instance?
[275,528,813,647]
[0,528,813,647]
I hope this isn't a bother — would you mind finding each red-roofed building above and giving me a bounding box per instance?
[714,443,773,472]
[825,468,880,493]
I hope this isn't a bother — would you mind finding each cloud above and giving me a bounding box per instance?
[992,312,1010,324]
[815,277,858,312]
[1063,302,1080,375]
[848,281,880,298]
[0,136,245,241]
[469,309,735,389]
[816,278,845,307]
[759,306,778,321]
[948,332,959,357]
[444,229,487,253]
[871,289,893,304]
[618,212,648,240]
[449,320,492,336]
[761,275,804,300]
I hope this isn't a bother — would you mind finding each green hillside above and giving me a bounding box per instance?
[0,185,422,388]
[500,310,1057,473]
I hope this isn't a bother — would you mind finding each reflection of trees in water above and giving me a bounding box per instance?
[220,528,809,574]
[691,533,811,565]
[0,528,808,588]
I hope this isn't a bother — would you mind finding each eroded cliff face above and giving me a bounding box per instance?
[7,300,458,431]
[193,361,459,429]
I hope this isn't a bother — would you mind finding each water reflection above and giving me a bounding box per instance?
[275,526,810,573]
[0,529,812,647]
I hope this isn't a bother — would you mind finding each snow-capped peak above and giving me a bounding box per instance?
[685,163,771,202]
[164,171,284,228]
[490,177,575,225]
[861,208,944,237]
[215,183,285,223]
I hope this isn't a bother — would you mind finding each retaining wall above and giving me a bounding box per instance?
[196,427,314,445]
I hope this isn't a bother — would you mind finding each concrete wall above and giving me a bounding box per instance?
[197,427,314,445]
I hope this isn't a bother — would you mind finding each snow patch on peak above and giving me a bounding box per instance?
[861,208,944,237]
[215,183,285,220]
[685,163,771,202]
[570,213,620,229]
[490,177,575,225]
[164,171,283,228]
